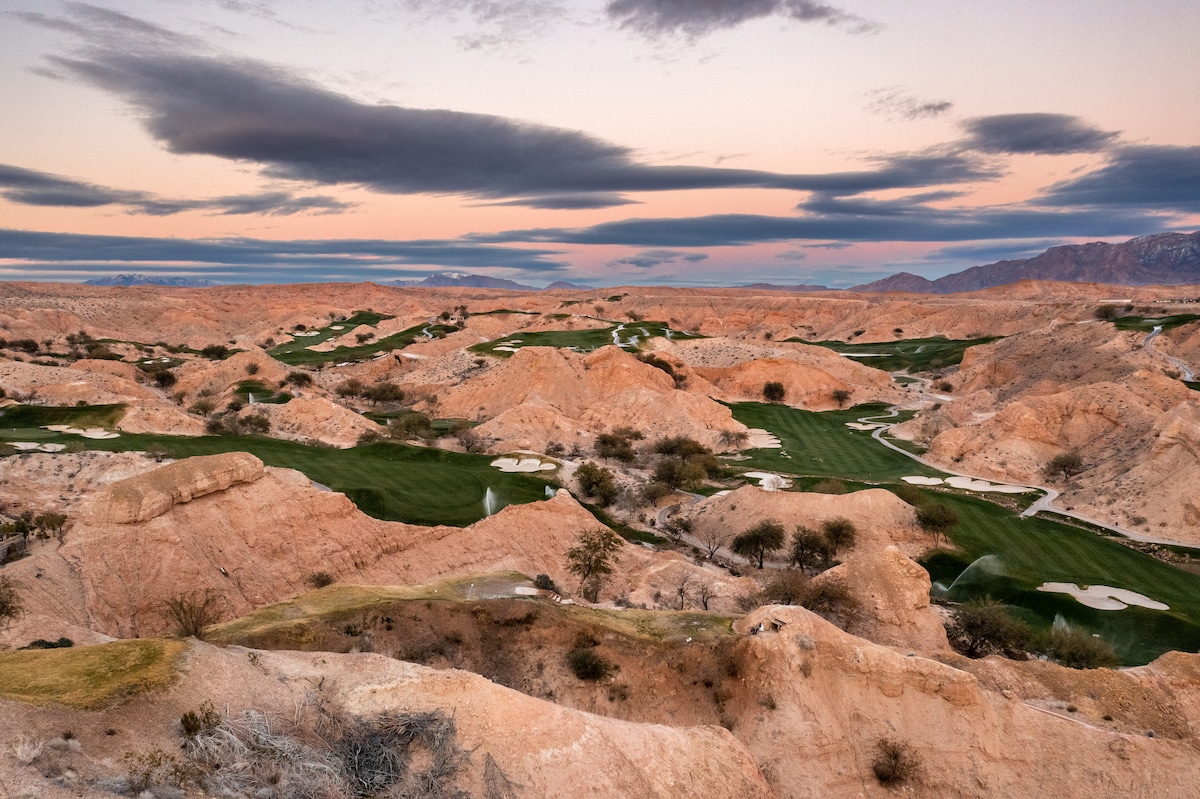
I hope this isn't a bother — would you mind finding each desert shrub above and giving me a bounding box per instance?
[9,338,40,353]
[306,571,336,589]
[566,646,614,681]
[936,380,953,392]
[832,388,852,407]
[200,344,230,360]
[1045,451,1084,479]
[151,369,177,388]
[790,526,831,572]
[534,574,556,591]
[595,429,639,463]
[761,570,810,605]
[872,738,920,787]
[576,461,618,506]
[641,481,674,504]
[284,370,314,387]
[946,598,1031,658]
[245,362,260,375]
[762,381,785,402]
[364,382,404,405]
[1032,625,1119,669]
[915,502,959,546]
[188,397,216,417]
[637,352,686,388]
[820,517,857,555]
[21,637,74,650]
[179,701,221,738]
[163,589,224,639]
[1094,304,1121,321]
[357,429,383,445]
[0,573,23,629]
[336,378,366,397]
[798,579,860,627]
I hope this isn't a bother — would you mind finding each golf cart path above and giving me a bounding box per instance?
[1143,325,1196,382]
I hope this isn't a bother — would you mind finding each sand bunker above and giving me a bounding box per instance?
[1038,582,1169,611]
[846,422,887,431]
[745,428,782,448]
[491,457,557,473]
[902,476,944,486]
[330,325,345,330]
[294,331,322,337]
[744,471,793,491]
[41,426,120,439]
[945,476,1030,494]
[901,475,1029,494]
[10,442,68,452]
[493,346,519,353]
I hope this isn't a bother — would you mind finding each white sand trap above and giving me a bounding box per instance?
[846,422,886,431]
[38,443,67,452]
[43,424,73,432]
[491,457,556,473]
[295,330,322,337]
[493,346,519,353]
[401,352,428,359]
[11,442,42,450]
[744,471,793,491]
[711,490,732,498]
[945,476,1030,494]
[1038,582,1169,611]
[330,325,345,330]
[902,476,944,486]
[513,586,539,596]
[79,428,120,439]
[745,429,782,448]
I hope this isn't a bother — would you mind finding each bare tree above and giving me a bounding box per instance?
[695,581,718,611]
[673,573,694,610]
[698,527,728,559]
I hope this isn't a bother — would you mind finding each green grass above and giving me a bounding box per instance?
[0,403,126,429]
[1186,381,1200,392]
[0,427,555,527]
[468,320,699,357]
[1112,313,1200,332]
[785,335,1002,372]
[913,489,1200,664]
[234,380,292,404]
[0,639,185,709]
[265,310,486,366]
[726,401,943,482]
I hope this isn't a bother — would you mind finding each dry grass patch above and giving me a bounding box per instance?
[0,639,185,709]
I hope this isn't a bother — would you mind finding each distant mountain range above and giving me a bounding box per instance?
[84,273,217,287]
[387,272,590,291]
[853,232,1200,294]
[734,282,832,292]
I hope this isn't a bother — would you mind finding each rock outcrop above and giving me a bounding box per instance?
[81,453,265,525]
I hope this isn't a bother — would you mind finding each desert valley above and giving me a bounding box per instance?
[1,275,1200,798]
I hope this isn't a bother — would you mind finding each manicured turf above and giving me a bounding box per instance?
[1112,313,1200,332]
[468,320,700,357]
[726,401,943,481]
[0,419,555,527]
[912,489,1200,664]
[785,335,1002,372]
[264,310,477,366]
[0,403,126,429]
[234,380,292,404]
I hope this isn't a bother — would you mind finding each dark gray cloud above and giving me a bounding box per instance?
[963,113,1120,155]
[865,88,953,121]
[399,1,567,51]
[0,163,352,216]
[474,204,1170,248]
[23,7,947,207]
[606,0,879,38]
[606,249,709,269]
[0,228,568,278]
[1036,145,1200,213]
[775,249,807,260]
[477,193,638,210]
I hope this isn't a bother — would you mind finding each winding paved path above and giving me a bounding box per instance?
[860,375,1194,548]
[1143,325,1196,382]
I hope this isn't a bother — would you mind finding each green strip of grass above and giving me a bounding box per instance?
[468,321,699,358]
[727,401,943,481]
[785,335,1001,372]
[1112,314,1200,332]
[270,321,458,366]
[0,403,126,429]
[913,489,1200,664]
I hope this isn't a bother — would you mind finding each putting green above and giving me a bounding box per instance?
[786,335,1001,372]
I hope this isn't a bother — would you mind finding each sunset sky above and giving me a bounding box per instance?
[1,0,1198,287]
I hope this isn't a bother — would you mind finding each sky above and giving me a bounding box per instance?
[1,0,1198,288]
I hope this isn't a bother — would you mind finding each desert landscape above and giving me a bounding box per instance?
[1,277,1199,798]
[3,1,1200,796]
